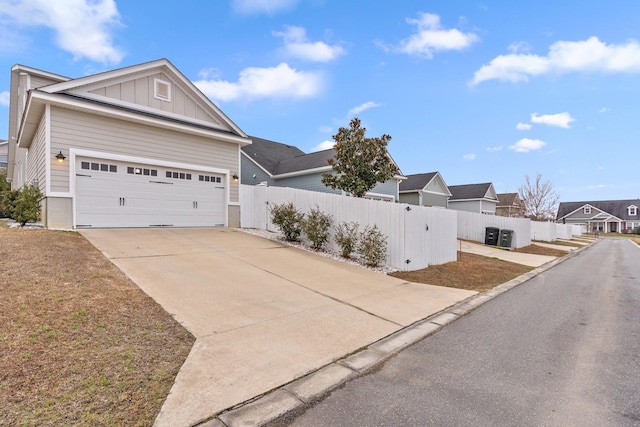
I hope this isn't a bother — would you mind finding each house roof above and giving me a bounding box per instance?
[399,172,437,191]
[242,136,404,179]
[557,199,640,221]
[497,192,520,207]
[448,183,497,201]
[241,136,306,175]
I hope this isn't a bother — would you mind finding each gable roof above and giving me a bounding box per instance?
[497,192,521,207]
[448,183,497,201]
[275,149,334,175]
[13,59,249,149]
[557,199,640,221]
[400,172,437,191]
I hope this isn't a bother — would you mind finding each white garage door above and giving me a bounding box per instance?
[75,157,225,228]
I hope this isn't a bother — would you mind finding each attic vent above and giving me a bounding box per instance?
[154,78,171,102]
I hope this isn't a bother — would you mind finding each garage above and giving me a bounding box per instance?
[75,157,226,228]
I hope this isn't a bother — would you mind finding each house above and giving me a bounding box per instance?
[496,192,525,217]
[398,171,451,207]
[7,59,251,229]
[447,182,498,214]
[0,140,7,169]
[241,136,404,202]
[556,199,640,233]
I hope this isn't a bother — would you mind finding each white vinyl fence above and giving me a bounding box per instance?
[531,221,582,242]
[457,211,531,248]
[240,185,457,271]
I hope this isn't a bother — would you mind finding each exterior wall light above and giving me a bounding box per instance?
[55,151,66,163]
[232,174,239,182]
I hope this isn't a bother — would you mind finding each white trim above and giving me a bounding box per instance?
[25,91,250,145]
[272,165,332,179]
[44,104,52,196]
[363,191,395,202]
[240,150,273,177]
[153,78,172,102]
[11,64,70,84]
[73,91,229,132]
[69,148,231,228]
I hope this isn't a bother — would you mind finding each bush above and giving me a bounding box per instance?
[357,225,388,267]
[0,170,11,218]
[636,226,640,235]
[2,185,43,226]
[270,202,304,241]
[301,206,333,250]
[334,221,360,258]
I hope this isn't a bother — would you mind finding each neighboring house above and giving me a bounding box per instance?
[0,140,7,169]
[241,136,405,202]
[556,199,640,233]
[496,192,525,217]
[447,182,498,214]
[7,59,250,229]
[398,171,451,208]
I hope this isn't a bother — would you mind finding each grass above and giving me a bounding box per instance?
[390,243,574,293]
[0,227,195,426]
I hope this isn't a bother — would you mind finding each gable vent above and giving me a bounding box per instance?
[154,78,171,102]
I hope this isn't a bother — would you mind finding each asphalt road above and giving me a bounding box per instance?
[272,238,640,427]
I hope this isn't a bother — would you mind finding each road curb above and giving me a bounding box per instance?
[197,240,597,427]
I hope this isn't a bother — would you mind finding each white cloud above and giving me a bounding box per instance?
[0,91,9,106]
[598,107,610,113]
[516,122,532,130]
[0,0,124,64]
[530,112,575,128]
[486,145,503,152]
[509,138,546,152]
[508,41,531,54]
[312,140,334,152]
[392,12,479,58]
[194,63,322,102]
[232,0,298,14]
[273,26,345,62]
[471,36,640,85]
[318,125,333,133]
[463,153,476,160]
[347,101,382,117]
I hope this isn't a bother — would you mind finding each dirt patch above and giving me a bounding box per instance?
[0,227,195,426]
[390,252,534,293]
[514,244,568,257]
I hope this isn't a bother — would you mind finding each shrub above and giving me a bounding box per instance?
[636,226,640,235]
[334,221,360,258]
[357,225,388,267]
[270,202,304,241]
[301,206,333,250]
[3,185,43,226]
[0,170,11,218]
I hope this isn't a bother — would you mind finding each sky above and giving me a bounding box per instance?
[1,0,640,202]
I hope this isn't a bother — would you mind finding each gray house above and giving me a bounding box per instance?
[0,140,7,169]
[7,59,250,229]
[447,182,498,214]
[241,136,404,202]
[398,172,451,208]
[556,199,640,233]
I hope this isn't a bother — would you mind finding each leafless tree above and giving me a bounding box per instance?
[518,173,560,221]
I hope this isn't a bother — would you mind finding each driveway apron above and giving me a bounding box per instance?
[80,228,476,427]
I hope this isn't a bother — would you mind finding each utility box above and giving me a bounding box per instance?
[499,229,514,248]
[485,227,500,245]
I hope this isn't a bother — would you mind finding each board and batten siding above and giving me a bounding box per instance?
[49,107,240,201]
[421,191,448,208]
[24,114,47,192]
[88,72,221,126]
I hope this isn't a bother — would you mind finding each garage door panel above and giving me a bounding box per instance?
[75,157,226,228]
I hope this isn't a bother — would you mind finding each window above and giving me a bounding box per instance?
[584,206,591,214]
[128,165,156,176]
[154,78,171,102]
[628,205,638,216]
[166,170,191,180]
[83,161,116,172]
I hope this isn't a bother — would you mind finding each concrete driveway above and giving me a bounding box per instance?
[80,228,476,427]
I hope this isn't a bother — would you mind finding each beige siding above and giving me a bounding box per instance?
[49,107,240,201]
[25,115,47,191]
[30,75,60,89]
[88,72,221,126]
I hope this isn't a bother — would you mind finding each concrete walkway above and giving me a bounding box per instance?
[532,241,576,252]
[80,228,476,427]
[458,240,556,267]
